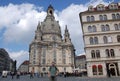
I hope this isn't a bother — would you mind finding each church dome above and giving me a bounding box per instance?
[40,5,61,36]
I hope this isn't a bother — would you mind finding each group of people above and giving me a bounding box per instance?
[8,62,59,81]
[30,62,59,81]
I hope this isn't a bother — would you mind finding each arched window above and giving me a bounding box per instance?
[112,14,116,19]
[106,25,110,31]
[114,24,119,30]
[87,16,90,22]
[94,37,98,44]
[93,25,97,32]
[91,16,95,21]
[106,49,110,57]
[92,65,97,75]
[116,13,120,19]
[104,15,107,20]
[98,65,103,75]
[117,35,120,42]
[101,25,105,31]
[90,37,94,44]
[103,36,108,43]
[99,15,103,20]
[110,49,115,57]
[96,50,100,58]
[91,50,95,58]
[88,26,92,32]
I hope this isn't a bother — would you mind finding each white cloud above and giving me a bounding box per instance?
[9,50,29,68]
[0,3,46,43]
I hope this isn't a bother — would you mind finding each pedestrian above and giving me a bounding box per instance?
[30,71,34,79]
[48,62,59,81]
[16,71,20,79]
[11,72,14,79]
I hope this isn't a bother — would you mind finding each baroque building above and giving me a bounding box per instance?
[29,5,75,73]
[80,3,120,77]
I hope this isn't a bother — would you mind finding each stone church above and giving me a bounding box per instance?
[29,5,75,73]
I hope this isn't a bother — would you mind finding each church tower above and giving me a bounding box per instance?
[29,5,75,73]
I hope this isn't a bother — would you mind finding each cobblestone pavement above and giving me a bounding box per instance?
[1,75,120,81]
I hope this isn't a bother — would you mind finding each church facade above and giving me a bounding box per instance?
[29,5,75,73]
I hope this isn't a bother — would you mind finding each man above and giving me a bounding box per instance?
[48,62,59,81]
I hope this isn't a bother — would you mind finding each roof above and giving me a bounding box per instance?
[75,55,86,59]
[80,2,120,14]
[21,60,29,65]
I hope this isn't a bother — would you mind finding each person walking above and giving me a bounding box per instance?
[30,71,34,79]
[48,62,59,81]
[11,72,14,79]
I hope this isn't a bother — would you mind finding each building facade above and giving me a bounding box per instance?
[75,55,86,73]
[29,5,75,73]
[18,60,29,73]
[0,48,13,73]
[80,3,120,77]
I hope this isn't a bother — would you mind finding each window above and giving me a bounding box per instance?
[94,37,98,44]
[103,36,108,43]
[92,64,103,76]
[116,13,120,19]
[98,65,103,75]
[99,15,107,21]
[88,26,92,32]
[33,61,36,64]
[106,25,110,31]
[88,25,96,32]
[90,37,94,44]
[96,50,100,58]
[63,59,66,64]
[43,48,46,57]
[91,16,95,21]
[117,35,120,42]
[86,16,95,22]
[42,59,45,64]
[91,50,100,58]
[92,65,97,75]
[91,50,95,58]
[108,36,112,43]
[101,25,105,31]
[110,49,115,57]
[106,49,110,57]
[112,14,116,19]
[106,49,115,58]
[114,24,119,30]
[87,16,90,22]
[93,25,96,32]
[104,15,107,20]
[99,15,103,20]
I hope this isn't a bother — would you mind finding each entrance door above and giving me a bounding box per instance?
[109,63,117,77]
[106,63,119,77]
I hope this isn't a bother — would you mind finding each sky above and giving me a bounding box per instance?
[0,0,119,67]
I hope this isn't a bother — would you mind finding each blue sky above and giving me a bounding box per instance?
[0,0,119,67]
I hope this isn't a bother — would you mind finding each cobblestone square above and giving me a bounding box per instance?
[1,75,120,81]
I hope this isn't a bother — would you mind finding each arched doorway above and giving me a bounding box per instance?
[109,63,117,76]
[106,63,119,77]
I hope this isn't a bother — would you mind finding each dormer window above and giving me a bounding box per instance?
[109,3,118,10]
[88,6,94,11]
[97,4,105,11]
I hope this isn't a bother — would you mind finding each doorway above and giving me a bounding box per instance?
[106,63,119,77]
